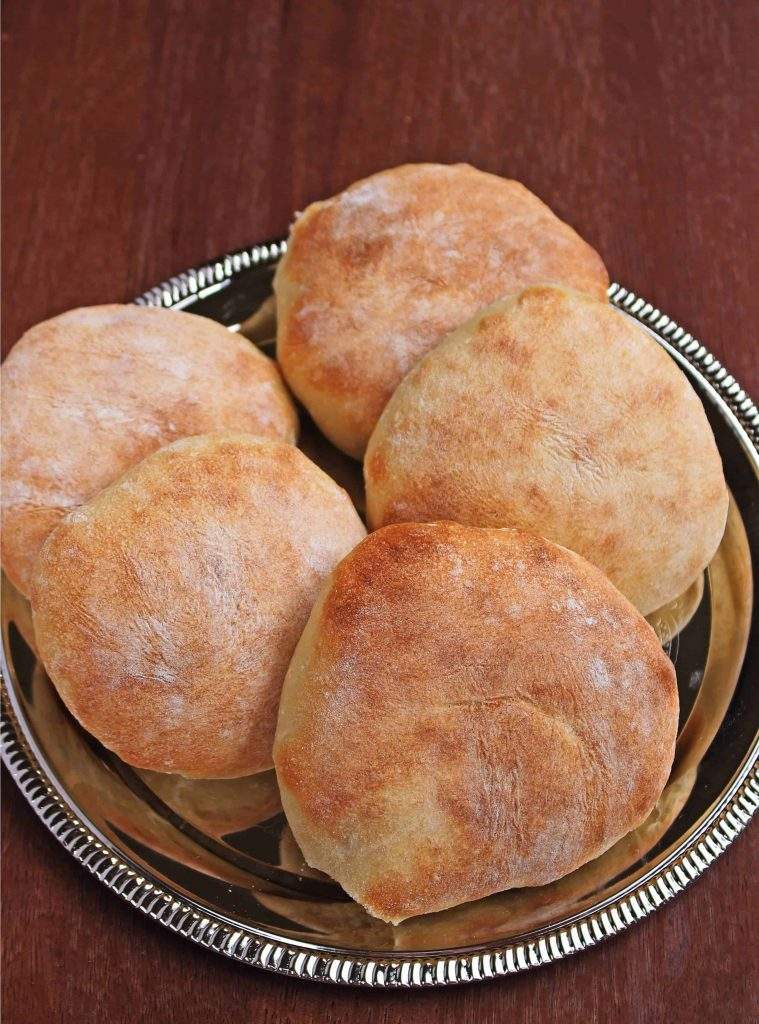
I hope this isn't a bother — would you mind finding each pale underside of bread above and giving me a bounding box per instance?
[275,163,609,458]
[1,304,299,595]
[364,284,729,615]
[30,433,365,778]
[274,522,679,923]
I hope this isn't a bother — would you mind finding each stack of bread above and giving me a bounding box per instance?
[1,164,727,923]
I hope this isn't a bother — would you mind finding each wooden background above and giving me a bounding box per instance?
[2,2,758,1021]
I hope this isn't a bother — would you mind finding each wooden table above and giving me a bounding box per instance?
[2,2,757,1021]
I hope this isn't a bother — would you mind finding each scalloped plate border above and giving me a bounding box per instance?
[2,242,758,988]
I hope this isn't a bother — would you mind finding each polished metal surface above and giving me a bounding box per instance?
[2,242,758,986]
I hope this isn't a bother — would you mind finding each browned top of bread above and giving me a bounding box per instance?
[275,163,609,457]
[274,522,679,923]
[1,304,299,595]
[31,433,365,778]
[365,285,729,615]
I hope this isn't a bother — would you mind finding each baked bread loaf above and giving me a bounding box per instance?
[31,433,365,778]
[275,163,608,458]
[274,521,679,923]
[1,304,298,595]
[365,285,728,615]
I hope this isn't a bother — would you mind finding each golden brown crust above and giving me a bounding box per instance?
[273,522,679,923]
[365,285,729,615]
[31,433,365,778]
[275,164,609,457]
[1,305,299,595]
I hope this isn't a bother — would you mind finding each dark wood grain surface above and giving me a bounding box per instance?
[2,2,758,1022]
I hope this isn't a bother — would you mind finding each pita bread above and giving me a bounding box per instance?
[365,285,728,614]
[31,433,365,778]
[274,521,678,923]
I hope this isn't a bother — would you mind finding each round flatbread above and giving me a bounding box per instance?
[274,522,679,923]
[31,433,365,778]
[1,304,298,595]
[365,285,728,614]
[275,163,608,458]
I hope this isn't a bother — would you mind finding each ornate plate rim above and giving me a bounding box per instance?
[2,240,758,988]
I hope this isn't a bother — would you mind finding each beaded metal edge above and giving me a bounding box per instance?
[1,242,757,988]
[134,239,288,314]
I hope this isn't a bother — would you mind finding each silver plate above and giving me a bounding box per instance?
[2,241,758,987]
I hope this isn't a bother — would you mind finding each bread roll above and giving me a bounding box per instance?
[365,285,728,615]
[1,305,298,595]
[31,433,365,778]
[274,522,679,923]
[275,163,608,458]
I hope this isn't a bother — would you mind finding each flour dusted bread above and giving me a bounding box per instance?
[274,522,679,923]
[365,285,729,615]
[275,163,608,457]
[1,305,298,595]
[31,433,365,778]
